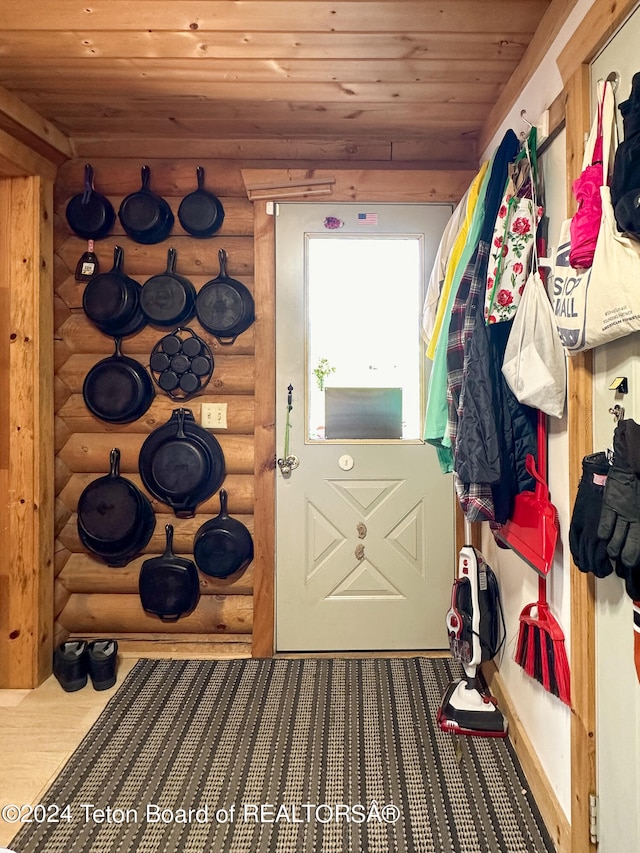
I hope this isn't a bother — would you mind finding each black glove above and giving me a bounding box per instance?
[598,420,640,569]
[569,452,614,577]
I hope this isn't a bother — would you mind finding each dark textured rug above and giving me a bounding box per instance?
[10,657,554,853]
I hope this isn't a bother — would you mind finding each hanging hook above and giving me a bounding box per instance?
[608,404,625,422]
[520,109,534,128]
[604,71,620,92]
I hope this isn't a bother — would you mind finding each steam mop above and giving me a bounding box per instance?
[437,517,508,738]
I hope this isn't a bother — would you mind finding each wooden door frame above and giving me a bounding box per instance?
[242,169,475,657]
[558,2,639,850]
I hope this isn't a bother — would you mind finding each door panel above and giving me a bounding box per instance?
[275,202,455,651]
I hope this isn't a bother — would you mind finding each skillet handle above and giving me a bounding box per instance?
[82,164,95,205]
[215,334,239,346]
[140,164,151,191]
[197,165,205,190]
[109,447,121,478]
[163,523,175,558]
[218,248,228,276]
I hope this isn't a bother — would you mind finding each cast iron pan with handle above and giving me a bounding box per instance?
[138,407,225,518]
[118,165,174,244]
[178,166,225,238]
[77,448,156,568]
[140,247,197,327]
[139,524,200,622]
[82,245,146,338]
[82,338,154,424]
[195,248,255,345]
[193,489,254,579]
[65,163,116,241]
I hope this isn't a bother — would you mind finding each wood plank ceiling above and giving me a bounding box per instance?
[0,1,553,168]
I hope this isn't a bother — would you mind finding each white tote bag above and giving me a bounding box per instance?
[502,269,567,418]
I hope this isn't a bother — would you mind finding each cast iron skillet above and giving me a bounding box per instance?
[77,448,156,567]
[82,338,155,424]
[118,165,174,244]
[82,245,146,338]
[66,163,115,241]
[178,166,225,238]
[138,408,225,518]
[139,524,200,621]
[140,248,197,327]
[195,248,255,345]
[193,489,253,579]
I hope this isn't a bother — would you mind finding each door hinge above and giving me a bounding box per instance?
[589,793,599,845]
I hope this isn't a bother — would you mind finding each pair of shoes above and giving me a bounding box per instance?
[53,639,118,692]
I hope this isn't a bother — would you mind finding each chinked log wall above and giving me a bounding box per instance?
[54,159,255,658]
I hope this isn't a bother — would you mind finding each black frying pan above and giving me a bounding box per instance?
[139,524,200,621]
[178,166,225,238]
[195,248,255,345]
[82,246,146,338]
[83,338,155,424]
[118,165,174,244]
[193,489,253,579]
[66,164,115,241]
[140,248,197,327]
[139,408,225,518]
[77,448,156,567]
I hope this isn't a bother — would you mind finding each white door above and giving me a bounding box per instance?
[275,202,455,651]
[591,14,640,853]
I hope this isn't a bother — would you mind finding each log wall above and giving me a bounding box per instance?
[54,159,256,658]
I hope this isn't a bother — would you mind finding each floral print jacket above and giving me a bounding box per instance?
[484,180,540,324]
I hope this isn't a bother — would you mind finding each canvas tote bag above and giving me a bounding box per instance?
[551,80,640,353]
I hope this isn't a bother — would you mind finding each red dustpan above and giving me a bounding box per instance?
[497,411,559,576]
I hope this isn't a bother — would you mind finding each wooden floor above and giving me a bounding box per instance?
[0,658,138,847]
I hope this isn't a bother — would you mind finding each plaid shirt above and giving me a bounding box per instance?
[445,239,496,522]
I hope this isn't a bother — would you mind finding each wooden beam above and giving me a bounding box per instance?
[478,0,580,153]
[0,83,72,166]
[565,63,596,853]
[0,175,55,688]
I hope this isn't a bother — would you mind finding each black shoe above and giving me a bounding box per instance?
[53,640,88,692]
[87,639,118,690]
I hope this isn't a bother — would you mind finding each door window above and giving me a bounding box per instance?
[305,236,423,442]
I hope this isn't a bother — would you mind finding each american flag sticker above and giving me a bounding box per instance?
[357,212,378,225]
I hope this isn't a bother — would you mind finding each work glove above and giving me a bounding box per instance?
[598,419,640,569]
[569,452,614,577]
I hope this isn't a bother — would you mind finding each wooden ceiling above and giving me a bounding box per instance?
[0,1,560,168]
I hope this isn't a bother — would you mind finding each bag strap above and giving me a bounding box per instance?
[582,79,618,177]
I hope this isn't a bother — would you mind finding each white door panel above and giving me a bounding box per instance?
[275,202,455,651]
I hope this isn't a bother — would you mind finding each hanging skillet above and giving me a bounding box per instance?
[77,448,156,568]
[178,166,225,238]
[139,408,225,518]
[139,524,200,622]
[195,248,255,345]
[83,338,155,424]
[140,247,197,327]
[118,165,174,244]
[193,489,253,579]
[82,245,146,338]
[66,163,115,241]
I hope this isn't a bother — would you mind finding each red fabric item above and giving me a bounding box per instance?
[569,92,607,269]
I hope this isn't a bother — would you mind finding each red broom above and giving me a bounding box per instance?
[515,575,571,705]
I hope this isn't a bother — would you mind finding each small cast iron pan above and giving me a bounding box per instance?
[82,245,146,338]
[83,338,155,424]
[195,248,255,345]
[139,524,200,622]
[193,489,254,579]
[77,448,156,568]
[140,248,197,327]
[178,166,225,238]
[118,165,174,244]
[138,408,225,518]
[149,327,214,401]
[66,163,116,241]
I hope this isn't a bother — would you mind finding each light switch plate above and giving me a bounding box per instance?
[201,402,228,429]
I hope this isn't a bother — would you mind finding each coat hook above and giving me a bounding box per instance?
[609,404,625,422]
[605,71,620,92]
[520,109,534,128]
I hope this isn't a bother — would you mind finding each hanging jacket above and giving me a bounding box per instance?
[611,71,640,235]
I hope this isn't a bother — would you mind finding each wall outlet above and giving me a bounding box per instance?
[201,402,228,429]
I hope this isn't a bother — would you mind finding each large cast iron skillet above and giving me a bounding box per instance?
[193,489,253,579]
[139,524,200,621]
[138,408,225,518]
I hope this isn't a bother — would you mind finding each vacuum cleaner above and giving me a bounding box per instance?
[437,517,508,738]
